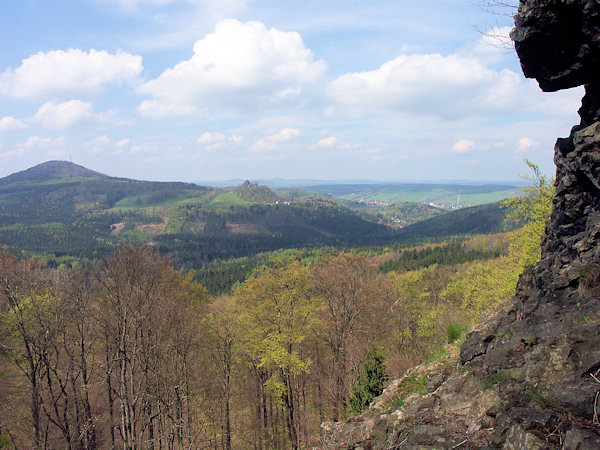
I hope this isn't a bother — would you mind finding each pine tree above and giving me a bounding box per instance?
[347,346,387,416]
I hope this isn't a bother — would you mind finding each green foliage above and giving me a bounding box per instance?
[234,261,320,402]
[446,323,468,344]
[348,346,388,415]
[396,202,514,243]
[525,384,557,411]
[345,201,444,227]
[441,252,520,321]
[379,239,505,273]
[381,373,429,411]
[163,219,185,234]
[424,345,449,363]
[206,192,252,208]
[483,371,510,390]
[196,247,331,295]
[0,435,10,447]
[203,214,226,233]
[502,159,554,267]
[234,181,281,203]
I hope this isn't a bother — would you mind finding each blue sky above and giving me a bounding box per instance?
[0,0,583,182]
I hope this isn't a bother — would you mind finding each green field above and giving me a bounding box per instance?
[205,192,252,208]
[304,183,521,207]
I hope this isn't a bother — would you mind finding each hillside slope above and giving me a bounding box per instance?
[0,161,394,262]
[321,1,600,448]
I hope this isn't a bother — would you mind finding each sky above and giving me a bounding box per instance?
[0,0,584,183]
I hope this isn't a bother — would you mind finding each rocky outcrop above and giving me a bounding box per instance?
[511,0,600,93]
[321,0,600,447]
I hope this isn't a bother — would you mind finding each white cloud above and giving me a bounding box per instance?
[452,139,475,153]
[327,53,531,119]
[130,143,157,154]
[116,138,130,148]
[198,132,243,151]
[198,132,226,145]
[517,137,538,152]
[0,148,28,159]
[205,142,226,152]
[311,136,340,148]
[268,127,301,142]
[137,19,325,118]
[249,127,301,152]
[0,116,27,131]
[35,100,95,129]
[0,49,142,99]
[33,100,127,129]
[533,85,584,117]
[23,135,66,148]
[86,135,112,154]
[137,100,198,119]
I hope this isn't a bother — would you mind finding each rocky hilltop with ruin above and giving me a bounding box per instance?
[321,0,600,447]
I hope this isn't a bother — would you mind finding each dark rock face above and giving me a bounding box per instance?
[321,1,600,448]
[510,0,600,93]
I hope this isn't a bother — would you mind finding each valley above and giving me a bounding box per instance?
[0,160,517,269]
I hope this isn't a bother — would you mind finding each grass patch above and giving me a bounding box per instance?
[382,374,429,411]
[117,229,148,245]
[446,323,468,344]
[526,384,559,411]
[496,327,514,338]
[579,313,600,324]
[206,192,251,208]
[111,189,209,210]
[483,371,510,390]
[424,345,448,364]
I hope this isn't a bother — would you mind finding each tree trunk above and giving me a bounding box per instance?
[283,371,298,450]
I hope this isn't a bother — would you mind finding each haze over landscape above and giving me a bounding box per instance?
[0,0,583,182]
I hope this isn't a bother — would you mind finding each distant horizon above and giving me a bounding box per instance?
[198,177,528,189]
[3,159,528,188]
[0,1,582,183]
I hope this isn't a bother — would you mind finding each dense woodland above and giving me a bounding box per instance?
[0,236,524,449]
[0,161,550,448]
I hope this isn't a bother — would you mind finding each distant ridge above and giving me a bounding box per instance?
[0,160,106,186]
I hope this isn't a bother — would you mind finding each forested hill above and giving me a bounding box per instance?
[0,161,516,268]
[397,202,509,242]
[0,161,393,264]
[0,160,105,185]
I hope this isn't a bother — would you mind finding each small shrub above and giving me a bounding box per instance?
[383,395,405,410]
[446,323,468,344]
[483,371,509,390]
[0,435,10,448]
[579,313,599,324]
[424,345,448,363]
[525,384,558,410]
[382,374,429,411]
